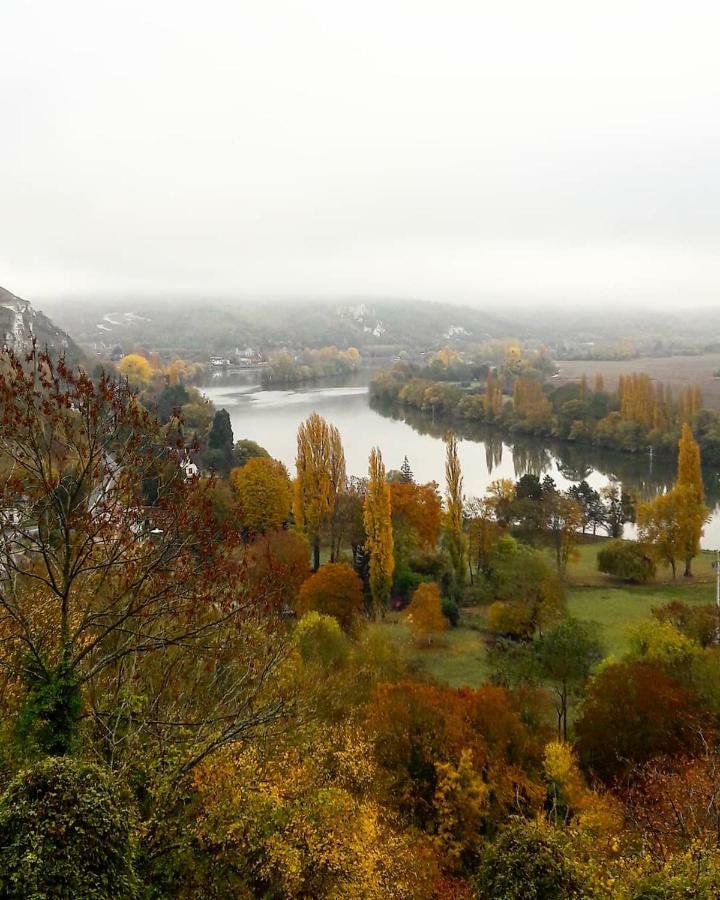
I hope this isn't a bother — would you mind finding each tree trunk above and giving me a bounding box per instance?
[313,537,320,571]
[684,557,693,578]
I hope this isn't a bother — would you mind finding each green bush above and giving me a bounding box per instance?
[392,568,424,602]
[0,756,139,899]
[441,597,460,627]
[597,539,656,583]
[473,820,584,899]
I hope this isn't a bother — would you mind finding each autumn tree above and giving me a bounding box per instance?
[243,529,311,611]
[0,757,139,898]
[637,490,687,581]
[118,353,152,387]
[405,582,447,647]
[363,447,394,616]
[0,348,289,778]
[442,433,466,602]
[229,456,292,534]
[389,479,442,570]
[295,562,364,632]
[366,680,545,832]
[484,478,516,528]
[675,422,709,576]
[294,413,346,570]
[575,660,714,784]
[597,539,656,583]
[464,497,503,584]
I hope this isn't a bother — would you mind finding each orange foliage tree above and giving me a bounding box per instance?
[406,582,447,646]
[575,659,714,785]
[390,480,441,570]
[295,562,364,632]
[243,529,311,611]
[366,680,546,836]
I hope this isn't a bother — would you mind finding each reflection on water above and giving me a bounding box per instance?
[199,371,720,550]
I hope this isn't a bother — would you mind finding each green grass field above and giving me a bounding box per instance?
[375,539,719,689]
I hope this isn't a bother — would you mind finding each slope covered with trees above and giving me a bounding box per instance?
[2,345,720,897]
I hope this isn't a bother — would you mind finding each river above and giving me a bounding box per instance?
[199,371,720,550]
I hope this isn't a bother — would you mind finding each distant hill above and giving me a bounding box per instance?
[41,296,524,358]
[0,286,82,360]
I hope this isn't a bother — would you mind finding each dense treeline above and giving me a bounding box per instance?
[371,355,720,464]
[2,347,720,897]
[262,345,361,386]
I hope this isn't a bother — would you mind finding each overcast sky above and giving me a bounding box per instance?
[2,1,719,306]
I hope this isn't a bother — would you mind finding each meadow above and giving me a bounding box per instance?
[378,539,720,689]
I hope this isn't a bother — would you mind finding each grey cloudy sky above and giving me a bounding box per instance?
[2,1,719,305]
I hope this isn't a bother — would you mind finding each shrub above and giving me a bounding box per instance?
[441,597,460,627]
[0,756,138,899]
[473,819,585,899]
[393,568,425,603]
[295,563,364,632]
[597,539,656,583]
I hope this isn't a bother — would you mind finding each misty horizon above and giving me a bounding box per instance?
[3,1,720,307]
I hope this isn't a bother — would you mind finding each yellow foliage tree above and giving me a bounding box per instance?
[405,582,447,646]
[229,456,292,534]
[443,433,466,601]
[676,423,708,576]
[294,413,346,569]
[433,748,489,870]
[363,447,394,617]
[484,370,503,418]
[637,489,684,580]
[118,353,153,387]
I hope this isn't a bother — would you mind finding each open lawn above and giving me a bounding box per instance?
[374,538,719,689]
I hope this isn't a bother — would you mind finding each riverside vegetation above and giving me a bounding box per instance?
[370,346,720,464]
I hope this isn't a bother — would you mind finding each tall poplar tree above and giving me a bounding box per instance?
[363,447,394,617]
[443,432,467,602]
[676,423,708,577]
[294,413,345,570]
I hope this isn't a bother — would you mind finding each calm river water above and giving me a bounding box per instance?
[200,371,720,550]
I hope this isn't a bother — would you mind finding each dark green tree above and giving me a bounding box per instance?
[233,438,270,468]
[399,455,414,483]
[204,408,235,474]
[0,757,139,899]
[534,618,603,741]
[473,820,585,899]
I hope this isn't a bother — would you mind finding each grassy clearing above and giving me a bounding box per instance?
[373,539,719,689]
[567,583,712,657]
[370,611,490,689]
[546,538,717,587]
